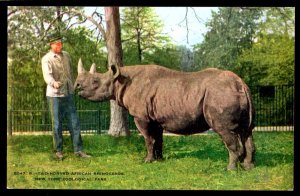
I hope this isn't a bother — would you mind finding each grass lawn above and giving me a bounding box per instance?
[7,131,294,190]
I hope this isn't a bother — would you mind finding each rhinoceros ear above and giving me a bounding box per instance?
[89,63,96,74]
[78,58,86,74]
[109,64,120,80]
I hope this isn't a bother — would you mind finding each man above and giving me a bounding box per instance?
[42,33,91,160]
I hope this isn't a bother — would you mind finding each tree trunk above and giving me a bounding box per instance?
[137,31,142,63]
[105,7,130,136]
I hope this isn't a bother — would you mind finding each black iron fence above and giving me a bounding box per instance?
[250,85,294,131]
[7,85,294,134]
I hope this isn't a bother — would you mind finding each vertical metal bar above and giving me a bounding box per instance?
[280,85,283,130]
[257,86,259,129]
[255,86,259,131]
[284,85,287,131]
[29,111,31,132]
[258,87,263,129]
[8,110,12,136]
[267,95,270,131]
[276,86,278,131]
[281,85,288,132]
[274,86,277,131]
[288,85,292,131]
[271,86,277,131]
[97,110,101,134]
[292,86,294,131]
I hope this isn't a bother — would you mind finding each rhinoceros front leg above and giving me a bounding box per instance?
[134,118,163,162]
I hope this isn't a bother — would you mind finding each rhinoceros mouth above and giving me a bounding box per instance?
[77,90,94,100]
[76,89,85,96]
[75,85,86,96]
[75,88,83,96]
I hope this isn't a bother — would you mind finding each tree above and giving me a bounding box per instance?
[238,7,295,86]
[177,46,194,71]
[7,6,90,88]
[193,7,261,72]
[142,45,181,70]
[121,7,171,64]
[105,7,130,136]
[7,6,108,135]
[144,45,195,72]
[7,6,107,88]
[67,7,130,136]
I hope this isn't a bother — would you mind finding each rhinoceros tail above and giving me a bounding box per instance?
[244,84,255,131]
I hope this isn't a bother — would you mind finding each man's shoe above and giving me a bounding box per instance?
[55,152,63,160]
[74,151,91,158]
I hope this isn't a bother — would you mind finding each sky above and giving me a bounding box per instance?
[84,7,218,48]
[154,7,218,47]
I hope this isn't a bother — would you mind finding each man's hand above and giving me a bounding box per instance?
[53,81,62,89]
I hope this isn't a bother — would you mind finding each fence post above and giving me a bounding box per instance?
[97,110,101,134]
[8,110,12,136]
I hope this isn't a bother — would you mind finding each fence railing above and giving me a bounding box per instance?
[250,85,294,131]
[7,85,294,134]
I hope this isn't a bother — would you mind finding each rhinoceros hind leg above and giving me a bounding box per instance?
[242,134,255,170]
[153,128,163,160]
[218,131,244,171]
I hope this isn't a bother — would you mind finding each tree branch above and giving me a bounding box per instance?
[7,9,19,18]
[121,35,137,43]
[190,7,205,24]
[65,17,88,30]
[178,7,190,44]
[69,8,106,41]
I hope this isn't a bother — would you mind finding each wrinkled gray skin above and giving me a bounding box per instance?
[74,59,255,170]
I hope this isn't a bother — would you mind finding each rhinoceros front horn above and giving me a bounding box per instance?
[78,58,86,74]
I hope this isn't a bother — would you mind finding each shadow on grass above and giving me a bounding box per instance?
[254,151,293,167]
[163,147,293,168]
[7,134,146,157]
[164,148,226,161]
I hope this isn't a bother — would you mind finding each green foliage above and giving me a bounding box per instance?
[259,7,295,37]
[193,7,262,71]
[62,27,107,75]
[7,7,107,114]
[238,7,295,86]
[192,6,294,99]
[142,45,182,70]
[238,34,294,86]
[121,7,172,65]
[7,132,293,190]
[122,45,140,65]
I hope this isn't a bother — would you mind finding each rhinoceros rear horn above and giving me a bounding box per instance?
[110,64,120,80]
[78,58,86,74]
[89,63,96,74]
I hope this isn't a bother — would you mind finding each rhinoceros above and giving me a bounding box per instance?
[74,59,255,170]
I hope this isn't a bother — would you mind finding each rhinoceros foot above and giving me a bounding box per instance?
[242,162,255,170]
[227,164,237,171]
[144,156,155,163]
